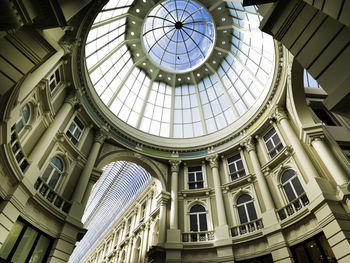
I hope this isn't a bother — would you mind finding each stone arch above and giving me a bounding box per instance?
[96,149,168,191]
[287,59,316,128]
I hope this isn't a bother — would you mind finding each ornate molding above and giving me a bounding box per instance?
[270,106,288,123]
[94,130,107,144]
[206,154,219,169]
[64,92,79,107]
[241,137,255,153]
[169,159,181,173]
[59,31,81,55]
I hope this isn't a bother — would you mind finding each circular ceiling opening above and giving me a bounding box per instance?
[142,0,215,73]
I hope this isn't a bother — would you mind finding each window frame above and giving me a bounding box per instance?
[189,204,208,232]
[280,169,305,203]
[48,66,63,95]
[41,156,64,190]
[263,127,284,159]
[16,104,31,135]
[236,194,258,224]
[66,116,85,146]
[227,153,246,181]
[187,166,205,189]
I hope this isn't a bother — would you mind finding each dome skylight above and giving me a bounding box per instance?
[85,0,275,140]
[142,0,215,73]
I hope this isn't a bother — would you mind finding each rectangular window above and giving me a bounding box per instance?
[49,67,61,94]
[263,127,283,158]
[66,117,84,145]
[227,154,245,181]
[188,166,204,189]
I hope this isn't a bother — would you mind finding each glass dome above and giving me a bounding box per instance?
[85,0,275,139]
[142,0,215,73]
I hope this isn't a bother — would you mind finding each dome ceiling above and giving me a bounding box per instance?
[84,0,275,140]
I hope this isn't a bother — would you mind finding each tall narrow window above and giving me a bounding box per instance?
[227,154,245,181]
[49,67,61,94]
[66,117,84,145]
[263,127,283,158]
[281,169,305,203]
[16,104,30,134]
[189,204,207,232]
[140,203,146,222]
[42,156,63,189]
[188,166,204,189]
[237,194,257,224]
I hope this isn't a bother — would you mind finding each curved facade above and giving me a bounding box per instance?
[0,0,350,263]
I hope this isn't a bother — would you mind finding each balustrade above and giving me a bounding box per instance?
[277,193,309,220]
[182,231,215,242]
[231,218,264,237]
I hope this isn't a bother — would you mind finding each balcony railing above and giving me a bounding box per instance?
[231,218,264,237]
[34,177,72,214]
[182,231,215,242]
[277,193,309,221]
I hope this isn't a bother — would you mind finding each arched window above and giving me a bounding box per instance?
[281,169,304,202]
[237,194,257,224]
[42,156,63,189]
[189,204,207,232]
[16,104,30,133]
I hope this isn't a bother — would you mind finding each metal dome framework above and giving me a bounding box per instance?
[84,0,276,140]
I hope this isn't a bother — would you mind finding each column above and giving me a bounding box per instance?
[140,222,150,263]
[72,131,105,203]
[243,138,275,211]
[206,154,227,226]
[28,93,77,165]
[157,192,170,244]
[125,235,134,263]
[271,107,321,180]
[18,48,65,102]
[169,159,181,229]
[81,178,95,207]
[311,137,349,186]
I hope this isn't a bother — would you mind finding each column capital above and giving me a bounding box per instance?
[241,137,255,153]
[94,130,107,144]
[64,92,79,107]
[59,31,81,55]
[270,106,288,123]
[206,154,219,169]
[169,159,182,173]
[156,191,171,206]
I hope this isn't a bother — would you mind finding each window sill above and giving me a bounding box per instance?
[181,187,211,197]
[261,145,293,171]
[222,174,254,191]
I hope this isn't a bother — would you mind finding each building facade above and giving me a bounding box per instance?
[0,0,350,263]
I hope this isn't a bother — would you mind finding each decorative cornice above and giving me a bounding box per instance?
[169,159,181,173]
